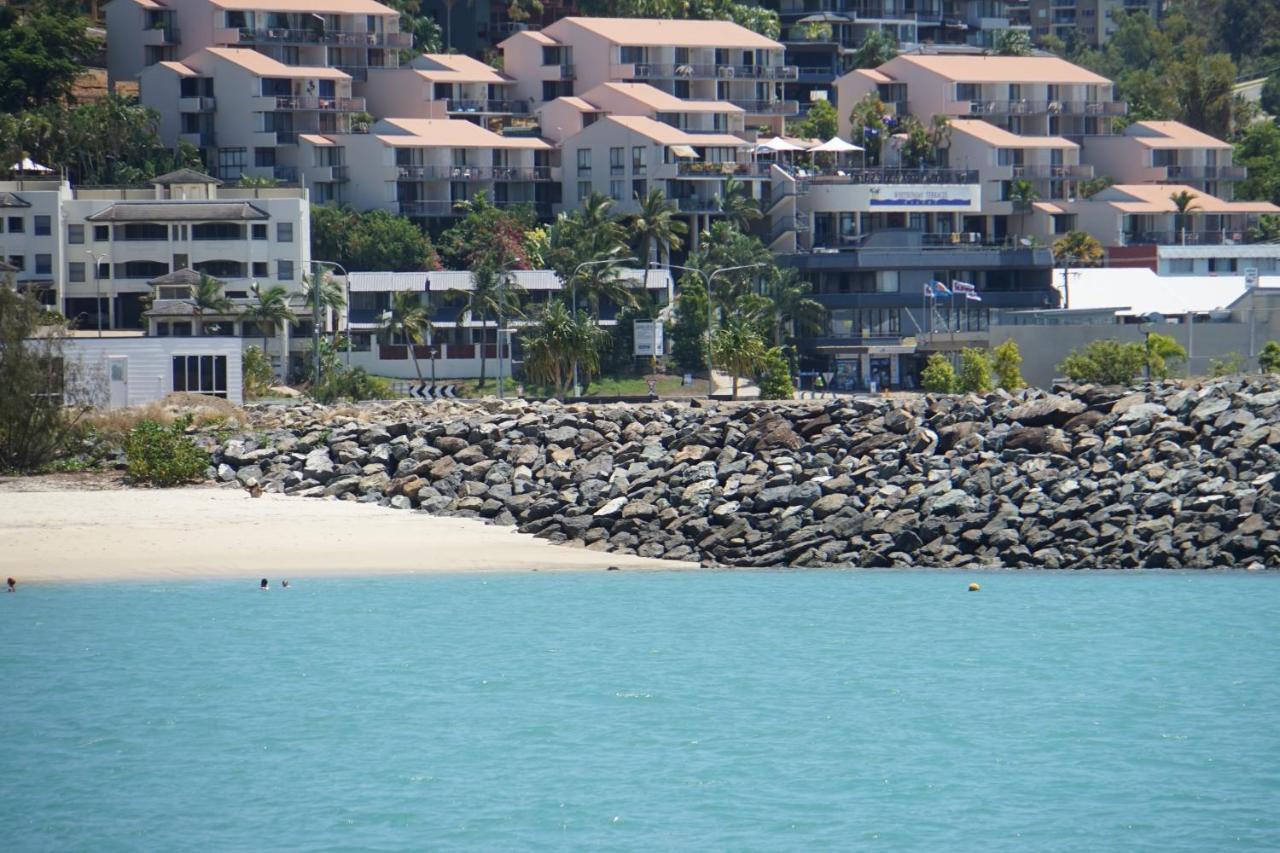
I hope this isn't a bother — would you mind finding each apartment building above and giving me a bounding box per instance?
[362,54,532,129]
[106,0,407,89]
[501,17,799,135]
[297,118,557,224]
[140,48,365,183]
[0,170,310,342]
[1081,121,1245,199]
[1007,0,1162,46]
[836,53,1125,138]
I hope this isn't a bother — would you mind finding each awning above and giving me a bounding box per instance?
[669,144,699,159]
[810,136,863,153]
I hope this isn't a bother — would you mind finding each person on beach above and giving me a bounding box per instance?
[260,578,269,590]
[6,578,14,592]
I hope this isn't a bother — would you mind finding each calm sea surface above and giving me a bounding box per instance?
[2,570,1278,851]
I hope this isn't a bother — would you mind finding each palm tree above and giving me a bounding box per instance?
[1008,178,1041,240]
[1169,189,1201,244]
[450,264,525,388]
[630,188,687,267]
[761,267,825,347]
[245,283,296,380]
[378,290,432,383]
[574,255,639,320]
[302,271,346,341]
[716,175,762,232]
[520,299,610,398]
[191,272,231,335]
[1052,230,1104,310]
[711,315,767,400]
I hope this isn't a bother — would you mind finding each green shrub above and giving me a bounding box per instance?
[920,353,956,393]
[1208,352,1245,377]
[956,348,994,393]
[755,347,796,400]
[991,339,1025,390]
[1058,339,1147,385]
[1260,340,1280,374]
[312,366,392,403]
[124,414,209,486]
[242,346,274,399]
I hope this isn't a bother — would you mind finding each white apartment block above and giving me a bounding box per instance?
[0,170,310,344]
[501,17,799,135]
[106,0,407,88]
[140,48,364,183]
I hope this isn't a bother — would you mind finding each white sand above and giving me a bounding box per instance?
[0,485,696,583]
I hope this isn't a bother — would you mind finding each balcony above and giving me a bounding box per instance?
[178,96,217,113]
[312,165,349,182]
[730,99,801,116]
[1009,164,1095,179]
[954,99,1127,117]
[797,166,980,185]
[237,28,412,48]
[676,161,772,178]
[143,26,180,45]
[627,63,799,82]
[273,95,366,112]
[396,164,553,181]
[181,131,217,148]
[273,166,299,183]
[1124,230,1245,246]
[445,99,531,115]
[1161,164,1248,181]
[675,196,721,212]
[558,64,575,80]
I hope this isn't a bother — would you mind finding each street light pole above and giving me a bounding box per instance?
[85,250,107,337]
[569,256,637,398]
[309,259,348,377]
[668,262,765,398]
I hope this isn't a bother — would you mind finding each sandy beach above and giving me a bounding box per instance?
[0,477,695,583]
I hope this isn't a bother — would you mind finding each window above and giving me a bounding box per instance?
[632,179,647,200]
[7,217,23,233]
[94,225,109,241]
[69,262,86,283]
[68,224,84,244]
[34,215,51,236]
[96,262,110,279]
[610,180,624,201]
[577,181,592,201]
[7,255,23,271]
[632,146,646,175]
[217,147,247,181]
[620,46,644,64]
[278,260,294,280]
[252,223,267,240]
[253,261,268,277]
[172,355,228,398]
[276,222,293,242]
[36,254,51,275]
[173,254,188,270]
[576,148,591,176]
[610,146,624,175]
[255,147,277,168]
[193,223,245,241]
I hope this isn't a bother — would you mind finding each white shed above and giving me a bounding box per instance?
[54,332,245,408]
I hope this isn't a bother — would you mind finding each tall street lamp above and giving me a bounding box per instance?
[85,250,108,338]
[310,259,348,380]
[667,262,765,398]
[570,256,637,398]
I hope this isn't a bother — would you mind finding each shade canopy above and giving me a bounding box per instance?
[810,136,863,153]
[798,12,849,23]
[10,157,53,173]
[668,144,699,159]
[755,136,806,153]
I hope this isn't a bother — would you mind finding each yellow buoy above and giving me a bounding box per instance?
[968,582,980,592]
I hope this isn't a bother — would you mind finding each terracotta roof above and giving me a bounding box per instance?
[377,118,552,149]
[210,0,397,14]
[856,68,893,84]
[889,54,1111,85]
[299,134,338,146]
[501,30,559,47]
[586,83,744,114]
[133,0,166,8]
[1032,202,1064,214]
[601,115,750,147]
[204,48,351,80]
[157,60,198,77]
[410,54,511,84]
[151,168,221,185]
[949,119,1078,149]
[1098,184,1280,214]
[552,97,599,113]
[552,16,782,49]
[85,201,271,222]
[1124,121,1231,150]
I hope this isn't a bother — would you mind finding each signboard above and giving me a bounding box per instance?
[634,320,664,357]
[1245,267,1259,289]
[805,183,980,213]
[867,186,976,209]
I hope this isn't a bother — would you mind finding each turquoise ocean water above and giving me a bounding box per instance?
[2,570,1278,851]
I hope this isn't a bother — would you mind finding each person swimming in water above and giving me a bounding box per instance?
[6,578,14,593]
[281,579,289,588]
[260,578,269,590]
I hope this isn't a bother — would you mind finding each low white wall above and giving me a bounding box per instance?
[346,350,514,381]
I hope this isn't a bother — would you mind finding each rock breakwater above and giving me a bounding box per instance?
[207,376,1280,569]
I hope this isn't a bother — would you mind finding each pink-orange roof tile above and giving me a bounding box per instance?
[378,118,552,149]
[552,16,782,49]
[949,119,1078,149]
[204,48,351,79]
[889,54,1111,85]
[1124,121,1231,149]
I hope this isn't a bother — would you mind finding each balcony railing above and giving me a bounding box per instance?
[954,99,1127,117]
[1009,164,1095,179]
[630,63,799,81]
[273,166,299,183]
[312,165,349,182]
[146,26,180,43]
[795,166,980,185]
[730,99,800,116]
[396,165,553,181]
[337,66,369,82]
[238,28,412,48]
[400,199,552,217]
[559,64,575,79]
[676,161,772,178]
[675,196,721,212]
[1124,230,1247,246]
[273,95,366,111]
[1162,164,1248,181]
[179,96,217,112]
[445,99,531,115]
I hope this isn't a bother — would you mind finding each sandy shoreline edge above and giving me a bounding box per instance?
[0,481,696,583]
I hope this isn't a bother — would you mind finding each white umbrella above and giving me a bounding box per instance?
[755,136,806,153]
[10,157,53,173]
[810,136,863,153]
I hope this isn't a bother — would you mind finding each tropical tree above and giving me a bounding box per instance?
[0,3,101,112]
[920,353,956,393]
[790,97,838,141]
[245,283,296,380]
[1079,175,1115,198]
[716,175,762,231]
[671,279,709,373]
[378,290,433,383]
[629,187,687,267]
[438,191,535,271]
[1142,331,1187,379]
[574,256,638,320]
[1008,178,1040,238]
[1058,339,1147,385]
[711,315,767,399]
[449,263,524,388]
[994,28,1033,57]
[991,339,1026,390]
[848,93,890,165]
[191,273,232,335]
[310,205,440,273]
[853,28,897,69]
[1246,214,1280,244]
[302,270,346,341]
[759,266,824,347]
[1259,340,1280,373]
[956,348,994,393]
[1052,230,1104,309]
[1169,189,1201,244]
[520,299,610,398]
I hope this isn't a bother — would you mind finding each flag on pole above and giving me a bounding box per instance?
[926,280,951,297]
[952,280,982,301]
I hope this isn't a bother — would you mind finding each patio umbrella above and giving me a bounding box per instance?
[810,136,863,153]
[755,136,806,153]
[798,12,849,23]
